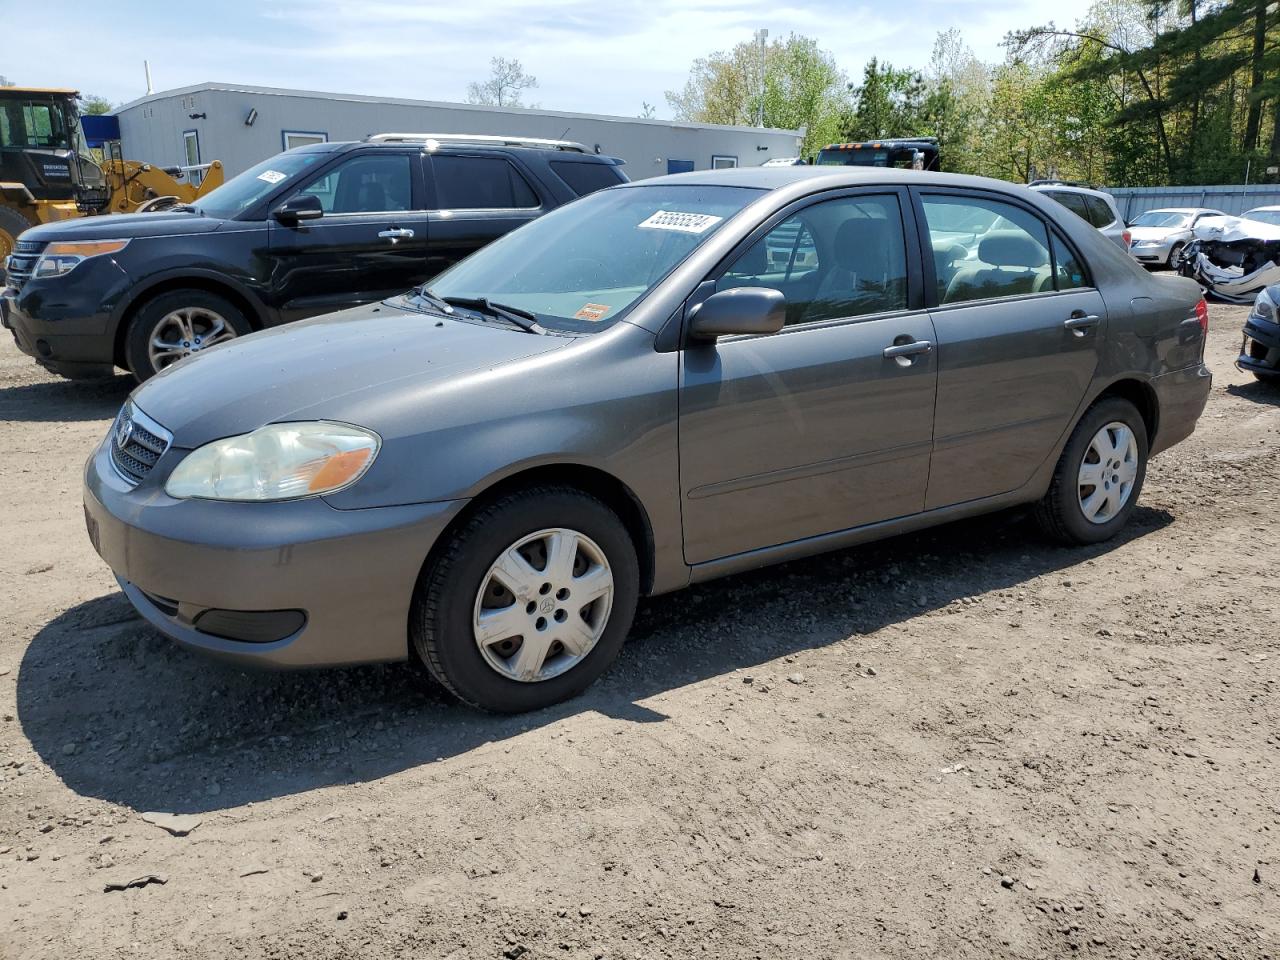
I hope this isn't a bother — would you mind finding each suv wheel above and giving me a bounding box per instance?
[411,486,639,713]
[1035,397,1148,545]
[125,289,251,382]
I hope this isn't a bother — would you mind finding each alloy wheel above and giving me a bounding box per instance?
[472,527,614,683]
[1078,421,1138,524]
[147,307,238,372]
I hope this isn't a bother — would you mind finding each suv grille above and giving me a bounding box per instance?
[4,239,45,292]
[108,402,173,487]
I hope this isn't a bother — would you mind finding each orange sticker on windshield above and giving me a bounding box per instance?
[574,303,611,322]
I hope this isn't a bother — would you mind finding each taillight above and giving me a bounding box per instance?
[1195,298,1209,335]
[1122,229,1132,247]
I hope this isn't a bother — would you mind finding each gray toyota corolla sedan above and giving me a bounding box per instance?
[84,167,1212,712]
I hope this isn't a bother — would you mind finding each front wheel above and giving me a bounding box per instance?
[124,288,251,382]
[411,487,639,712]
[1167,242,1185,270]
[1035,397,1148,545]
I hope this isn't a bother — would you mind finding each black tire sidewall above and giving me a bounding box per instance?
[125,289,251,382]
[0,207,35,259]
[1168,243,1184,269]
[415,489,639,713]
[1052,398,1149,544]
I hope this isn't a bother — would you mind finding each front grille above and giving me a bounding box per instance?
[3,239,45,292]
[108,402,173,487]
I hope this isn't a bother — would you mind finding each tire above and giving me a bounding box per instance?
[0,206,35,264]
[124,288,251,383]
[1253,370,1280,385]
[1035,397,1149,545]
[411,486,640,713]
[1167,242,1185,271]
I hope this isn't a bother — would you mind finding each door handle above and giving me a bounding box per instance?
[1064,313,1100,336]
[378,228,415,242]
[882,339,933,359]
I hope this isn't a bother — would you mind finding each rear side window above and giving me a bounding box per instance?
[921,194,1053,304]
[1047,191,1091,223]
[1083,195,1116,228]
[432,155,540,209]
[550,160,626,197]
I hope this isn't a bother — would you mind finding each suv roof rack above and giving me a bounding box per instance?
[365,133,590,153]
[1028,178,1100,190]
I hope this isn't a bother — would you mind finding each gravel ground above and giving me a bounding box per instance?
[0,296,1276,960]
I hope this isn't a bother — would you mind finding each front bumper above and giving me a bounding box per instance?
[1238,314,1280,376]
[83,435,467,668]
[1130,240,1173,264]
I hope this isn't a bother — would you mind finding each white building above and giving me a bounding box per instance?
[114,82,803,182]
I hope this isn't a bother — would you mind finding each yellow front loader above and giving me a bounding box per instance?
[0,87,224,261]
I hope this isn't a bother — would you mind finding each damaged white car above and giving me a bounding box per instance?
[1180,207,1280,303]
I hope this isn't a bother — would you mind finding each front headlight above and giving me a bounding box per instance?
[1252,288,1276,323]
[34,239,130,278]
[1134,240,1160,248]
[164,421,381,501]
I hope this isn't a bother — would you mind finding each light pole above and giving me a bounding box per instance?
[755,28,768,128]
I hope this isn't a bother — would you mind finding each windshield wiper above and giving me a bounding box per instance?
[410,285,456,315]
[438,295,547,335]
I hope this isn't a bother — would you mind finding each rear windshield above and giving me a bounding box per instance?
[550,160,627,197]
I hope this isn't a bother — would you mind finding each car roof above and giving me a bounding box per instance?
[1246,205,1280,213]
[628,166,1041,193]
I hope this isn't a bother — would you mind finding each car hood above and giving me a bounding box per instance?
[1128,226,1180,242]
[130,300,571,448]
[22,210,227,242]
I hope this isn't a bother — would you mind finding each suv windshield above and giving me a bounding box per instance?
[197,150,331,219]
[1131,211,1189,228]
[421,184,765,332]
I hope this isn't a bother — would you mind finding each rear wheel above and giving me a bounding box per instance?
[411,487,639,713]
[1035,397,1148,545]
[124,288,251,382]
[0,207,35,264]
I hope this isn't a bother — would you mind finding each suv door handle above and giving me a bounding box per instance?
[1064,313,1100,336]
[882,339,933,359]
[378,228,415,242]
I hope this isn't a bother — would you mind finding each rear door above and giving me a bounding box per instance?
[421,153,546,278]
[266,150,433,323]
[913,188,1106,509]
[678,188,938,563]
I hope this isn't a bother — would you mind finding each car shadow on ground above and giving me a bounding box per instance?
[16,505,1173,815]
[1226,378,1280,406]
[0,374,131,423]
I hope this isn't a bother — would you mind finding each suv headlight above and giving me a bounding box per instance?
[165,421,381,501]
[1252,288,1276,323]
[34,239,130,278]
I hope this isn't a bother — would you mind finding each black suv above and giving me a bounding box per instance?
[1,134,627,380]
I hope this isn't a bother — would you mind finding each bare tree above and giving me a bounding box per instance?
[638,101,657,119]
[466,57,538,108]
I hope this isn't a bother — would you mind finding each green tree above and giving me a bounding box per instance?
[79,94,114,115]
[666,33,850,156]
[842,58,927,141]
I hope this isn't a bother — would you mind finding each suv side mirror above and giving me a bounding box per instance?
[272,193,324,224]
[688,287,786,341]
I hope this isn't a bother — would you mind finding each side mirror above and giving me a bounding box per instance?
[687,287,786,341]
[272,193,324,224]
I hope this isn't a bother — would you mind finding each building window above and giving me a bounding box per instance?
[182,129,201,186]
[712,155,738,169]
[283,130,328,151]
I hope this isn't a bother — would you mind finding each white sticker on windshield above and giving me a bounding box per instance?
[257,170,287,184]
[638,210,723,234]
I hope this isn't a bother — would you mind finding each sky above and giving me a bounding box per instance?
[0,0,1097,119]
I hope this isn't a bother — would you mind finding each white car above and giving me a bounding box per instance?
[1126,207,1226,269]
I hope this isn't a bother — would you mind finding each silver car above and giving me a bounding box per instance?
[84,167,1213,712]
[1127,207,1227,269]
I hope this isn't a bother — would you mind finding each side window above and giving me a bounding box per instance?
[549,160,625,197]
[1051,233,1089,290]
[432,155,540,209]
[718,194,908,326]
[921,194,1052,304]
[1048,191,1091,224]
[1083,195,1116,228]
[299,154,412,213]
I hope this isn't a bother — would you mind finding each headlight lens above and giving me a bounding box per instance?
[164,421,381,501]
[1134,240,1159,248]
[34,239,129,278]
[1252,289,1276,323]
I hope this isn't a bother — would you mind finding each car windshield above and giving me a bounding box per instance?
[196,150,331,219]
[420,184,766,332]
[1131,211,1190,228]
[1245,209,1280,226]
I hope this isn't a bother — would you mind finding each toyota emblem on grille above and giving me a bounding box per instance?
[116,415,134,450]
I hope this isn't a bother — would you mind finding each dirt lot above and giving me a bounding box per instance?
[0,297,1276,960]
